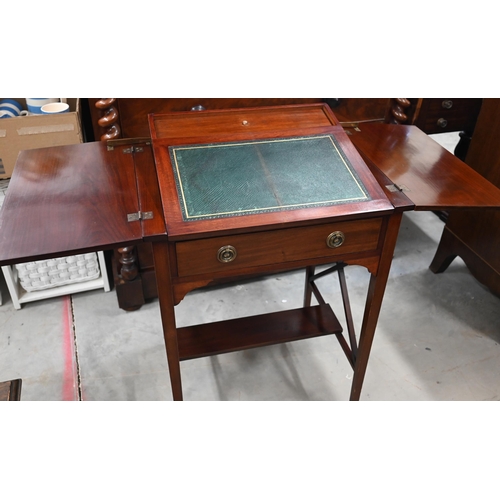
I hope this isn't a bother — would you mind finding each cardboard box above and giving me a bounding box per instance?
[0,98,82,179]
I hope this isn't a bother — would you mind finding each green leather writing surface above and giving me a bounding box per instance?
[169,135,371,221]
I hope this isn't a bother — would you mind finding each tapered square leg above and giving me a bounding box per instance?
[152,242,183,401]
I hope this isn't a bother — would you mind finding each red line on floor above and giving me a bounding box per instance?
[62,295,78,401]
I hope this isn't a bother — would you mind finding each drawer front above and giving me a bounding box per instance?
[176,218,383,277]
[414,98,482,134]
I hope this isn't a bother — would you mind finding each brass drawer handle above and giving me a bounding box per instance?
[217,245,237,263]
[326,231,345,248]
[437,118,448,128]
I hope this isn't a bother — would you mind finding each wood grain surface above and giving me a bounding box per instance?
[349,123,500,211]
[0,142,145,266]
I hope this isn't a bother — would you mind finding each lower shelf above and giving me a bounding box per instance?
[178,304,343,361]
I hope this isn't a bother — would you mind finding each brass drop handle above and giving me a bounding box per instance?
[326,231,345,248]
[217,245,237,263]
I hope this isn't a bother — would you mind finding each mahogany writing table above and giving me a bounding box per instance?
[149,105,406,401]
[1,104,500,400]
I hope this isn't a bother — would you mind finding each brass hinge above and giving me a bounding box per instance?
[107,137,151,151]
[386,183,410,193]
[341,122,361,133]
[127,211,154,222]
[122,146,145,154]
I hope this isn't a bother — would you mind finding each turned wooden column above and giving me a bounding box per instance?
[94,98,121,140]
[117,246,138,281]
[385,98,412,124]
[91,98,145,311]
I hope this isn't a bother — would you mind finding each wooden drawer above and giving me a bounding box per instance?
[176,218,383,277]
[412,98,482,134]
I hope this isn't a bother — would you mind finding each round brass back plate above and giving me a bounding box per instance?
[217,245,237,263]
[326,231,345,248]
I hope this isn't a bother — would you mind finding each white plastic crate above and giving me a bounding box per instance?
[15,253,101,292]
[0,179,110,309]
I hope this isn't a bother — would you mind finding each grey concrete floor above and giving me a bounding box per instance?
[1,133,499,401]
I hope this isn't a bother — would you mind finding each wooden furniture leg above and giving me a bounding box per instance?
[152,242,183,401]
[112,246,145,311]
[305,263,355,366]
[302,215,402,400]
[303,266,315,307]
[337,265,358,361]
[0,379,22,401]
[430,224,500,297]
[350,213,403,401]
[429,226,458,274]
